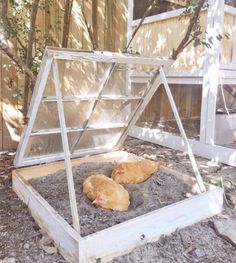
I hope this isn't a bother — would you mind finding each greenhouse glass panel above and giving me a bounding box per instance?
[215,84,236,147]
[33,101,94,130]
[24,132,82,159]
[74,128,124,151]
[87,99,141,127]
[14,47,173,167]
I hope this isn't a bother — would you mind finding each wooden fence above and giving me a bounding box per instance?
[0,0,127,150]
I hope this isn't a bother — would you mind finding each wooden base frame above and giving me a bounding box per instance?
[12,151,223,263]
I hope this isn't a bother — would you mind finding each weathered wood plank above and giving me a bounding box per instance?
[12,170,81,263]
[79,186,223,262]
[15,151,140,180]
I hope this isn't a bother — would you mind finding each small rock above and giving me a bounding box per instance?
[217,213,230,219]
[214,219,236,246]
[38,234,57,254]
[23,242,30,249]
[193,248,206,258]
[41,244,57,255]
[227,189,236,207]
[0,257,16,263]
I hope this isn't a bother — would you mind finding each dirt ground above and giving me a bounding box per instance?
[30,161,191,237]
[0,136,236,263]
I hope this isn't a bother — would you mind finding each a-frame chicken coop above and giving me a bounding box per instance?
[12,48,223,263]
[128,0,236,167]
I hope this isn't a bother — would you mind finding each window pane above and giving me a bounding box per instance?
[33,101,94,130]
[137,84,202,140]
[87,99,140,127]
[215,84,236,146]
[24,132,81,158]
[74,128,124,151]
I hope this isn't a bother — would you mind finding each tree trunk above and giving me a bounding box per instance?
[81,8,97,50]
[62,0,74,48]
[126,0,160,50]
[0,2,36,86]
[23,0,40,116]
[92,0,98,49]
[0,42,36,83]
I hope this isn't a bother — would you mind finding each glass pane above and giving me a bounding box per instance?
[42,67,55,97]
[24,132,81,158]
[215,84,236,146]
[102,63,155,97]
[16,49,172,166]
[136,84,202,140]
[87,99,140,127]
[33,101,94,130]
[74,128,124,151]
[43,60,112,97]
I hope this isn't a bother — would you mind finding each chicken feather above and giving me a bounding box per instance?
[111,159,167,184]
[83,174,130,211]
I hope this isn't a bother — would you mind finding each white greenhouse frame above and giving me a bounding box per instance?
[12,48,223,262]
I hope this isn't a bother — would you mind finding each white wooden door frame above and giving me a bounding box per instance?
[199,0,225,145]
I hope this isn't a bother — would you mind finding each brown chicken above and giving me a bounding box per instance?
[111,159,167,184]
[83,174,130,211]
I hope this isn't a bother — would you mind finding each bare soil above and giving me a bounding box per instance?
[1,137,236,262]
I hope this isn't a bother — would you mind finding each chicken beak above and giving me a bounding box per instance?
[92,197,103,205]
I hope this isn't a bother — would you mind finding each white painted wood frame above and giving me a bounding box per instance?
[131,8,186,27]
[128,1,236,167]
[129,126,236,167]
[53,60,81,233]
[231,17,236,63]
[14,52,53,167]
[200,0,225,144]
[12,151,224,263]
[14,48,173,168]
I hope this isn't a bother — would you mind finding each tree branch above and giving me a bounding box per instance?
[81,8,97,50]
[171,0,206,59]
[62,0,74,48]
[126,0,160,50]
[23,0,40,115]
[0,41,36,83]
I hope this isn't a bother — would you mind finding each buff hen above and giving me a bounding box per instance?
[83,174,130,211]
[111,159,167,184]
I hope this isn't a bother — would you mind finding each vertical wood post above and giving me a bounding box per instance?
[232,16,236,63]
[200,0,225,145]
[53,60,81,233]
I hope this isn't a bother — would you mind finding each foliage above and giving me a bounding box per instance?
[180,0,229,50]
[5,0,59,74]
